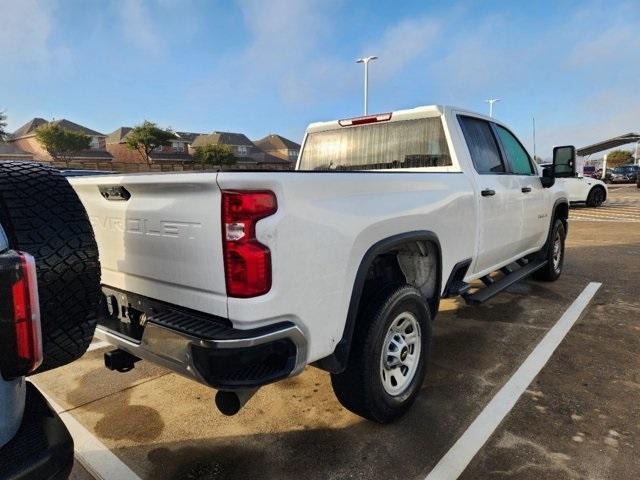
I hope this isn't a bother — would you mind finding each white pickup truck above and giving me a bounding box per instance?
[71,105,575,423]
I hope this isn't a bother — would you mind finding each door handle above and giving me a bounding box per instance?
[521,187,532,193]
[481,189,496,197]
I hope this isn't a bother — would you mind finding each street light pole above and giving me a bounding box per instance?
[532,117,537,161]
[356,56,378,115]
[485,98,500,118]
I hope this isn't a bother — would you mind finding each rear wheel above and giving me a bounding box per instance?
[586,186,605,207]
[0,161,101,373]
[331,285,431,423]
[532,218,566,282]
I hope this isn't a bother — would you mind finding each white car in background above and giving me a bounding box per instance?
[540,163,608,207]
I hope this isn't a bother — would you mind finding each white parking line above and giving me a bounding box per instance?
[424,282,601,480]
[571,213,639,219]
[571,216,640,223]
[598,209,640,215]
[30,383,142,480]
[571,214,639,221]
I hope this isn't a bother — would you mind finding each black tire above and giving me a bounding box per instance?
[532,218,566,282]
[586,186,605,207]
[0,161,101,373]
[331,285,431,423]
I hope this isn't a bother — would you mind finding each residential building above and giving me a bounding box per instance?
[174,132,202,152]
[191,131,291,169]
[254,134,301,164]
[104,127,136,163]
[6,115,296,171]
[191,131,257,158]
[8,118,112,162]
[106,127,202,163]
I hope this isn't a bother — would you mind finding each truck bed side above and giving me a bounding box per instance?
[71,170,476,362]
[217,171,475,362]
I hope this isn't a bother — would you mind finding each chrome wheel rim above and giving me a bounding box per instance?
[380,312,421,396]
[552,232,562,272]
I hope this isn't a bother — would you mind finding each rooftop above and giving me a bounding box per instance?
[107,128,204,145]
[577,133,640,157]
[175,131,203,143]
[191,131,255,148]
[11,118,105,139]
[254,134,300,152]
[106,127,133,144]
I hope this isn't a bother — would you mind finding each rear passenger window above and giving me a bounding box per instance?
[458,116,505,174]
[494,125,534,175]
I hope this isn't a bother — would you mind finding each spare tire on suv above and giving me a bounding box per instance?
[0,161,101,373]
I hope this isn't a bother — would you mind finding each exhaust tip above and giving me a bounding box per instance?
[215,391,242,416]
[214,388,258,416]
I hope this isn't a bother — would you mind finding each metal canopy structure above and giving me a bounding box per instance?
[577,132,640,156]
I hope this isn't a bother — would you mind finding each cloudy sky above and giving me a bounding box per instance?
[1,0,638,157]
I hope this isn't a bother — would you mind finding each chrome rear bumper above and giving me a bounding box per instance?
[96,287,307,390]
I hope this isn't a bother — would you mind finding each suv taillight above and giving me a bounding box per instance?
[222,190,277,298]
[0,251,42,379]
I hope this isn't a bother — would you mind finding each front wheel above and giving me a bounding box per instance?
[586,186,605,207]
[331,285,431,423]
[533,218,566,282]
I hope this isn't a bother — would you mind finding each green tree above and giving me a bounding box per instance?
[606,149,634,167]
[35,123,91,166]
[124,121,176,166]
[192,143,237,168]
[0,111,7,141]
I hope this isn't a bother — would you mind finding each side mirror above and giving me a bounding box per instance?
[552,145,576,178]
[540,166,555,188]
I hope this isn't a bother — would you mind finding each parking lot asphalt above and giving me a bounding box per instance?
[36,185,639,480]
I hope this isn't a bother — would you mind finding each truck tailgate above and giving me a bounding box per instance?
[70,172,227,318]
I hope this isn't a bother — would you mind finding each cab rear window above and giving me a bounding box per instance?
[298,117,451,171]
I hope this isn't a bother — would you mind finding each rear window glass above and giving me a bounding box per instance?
[298,117,452,171]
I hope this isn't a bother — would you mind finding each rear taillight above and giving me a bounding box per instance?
[0,252,42,379]
[222,190,277,298]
